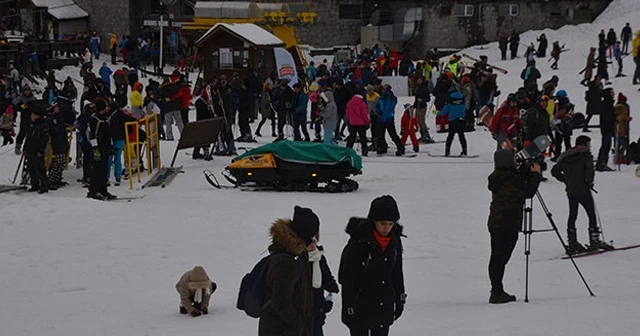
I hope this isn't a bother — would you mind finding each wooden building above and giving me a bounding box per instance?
[194,23,285,81]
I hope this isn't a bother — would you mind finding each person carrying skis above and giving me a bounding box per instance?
[551,135,614,254]
[487,149,541,303]
[580,48,597,86]
[537,34,548,58]
[438,91,468,156]
[550,41,565,70]
[621,23,632,54]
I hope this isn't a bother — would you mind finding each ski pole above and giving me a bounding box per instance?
[592,191,607,242]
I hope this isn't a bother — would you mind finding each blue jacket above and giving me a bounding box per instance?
[376,90,398,122]
[306,65,317,83]
[99,65,112,85]
[437,91,466,121]
[294,92,309,115]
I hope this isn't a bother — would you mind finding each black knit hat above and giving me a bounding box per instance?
[291,206,320,245]
[368,195,400,222]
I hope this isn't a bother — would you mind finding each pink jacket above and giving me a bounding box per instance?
[346,95,370,126]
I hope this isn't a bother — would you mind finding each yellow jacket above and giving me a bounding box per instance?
[130,91,143,107]
[110,34,118,50]
[632,31,640,58]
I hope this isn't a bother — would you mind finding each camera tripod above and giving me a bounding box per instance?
[522,190,595,302]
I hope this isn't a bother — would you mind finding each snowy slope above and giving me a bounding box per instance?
[2,1,640,335]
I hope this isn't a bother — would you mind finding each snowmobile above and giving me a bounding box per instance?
[204,140,362,192]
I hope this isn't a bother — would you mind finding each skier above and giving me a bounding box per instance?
[606,28,617,58]
[307,237,339,336]
[595,46,611,85]
[499,33,508,61]
[412,77,433,143]
[583,75,603,132]
[345,93,370,156]
[520,60,541,96]
[108,103,137,186]
[487,149,541,303]
[550,90,574,161]
[614,93,632,164]
[621,23,632,54]
[598,29,606,48]
[400,104,420,153]
[87,100,116,200]
[438,91,468,156]
[551,135,614,254]
[14,85,36,154]
[46,102,69,190]
[509,31,520,59]
[176,266,216,317]
[613,41,624,77]
[580,47,596,86]
[23,101,50,194]
[549,41,565,70]
[375,85,403,156]
[536,34,548,58]
[490,94,522,150]
[259,206,318,336]
[339,195,406,336]
[596,88,616,171]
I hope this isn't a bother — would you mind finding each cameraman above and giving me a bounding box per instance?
[551,135,614,254]
[487,149,541,304]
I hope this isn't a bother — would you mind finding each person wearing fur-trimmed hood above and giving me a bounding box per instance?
[176,266,217,317]
[339,195,406,336]
[259,206,319,336]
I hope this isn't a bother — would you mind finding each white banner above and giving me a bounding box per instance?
[274,48,298,88]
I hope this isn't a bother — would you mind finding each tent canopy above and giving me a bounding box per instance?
[31,0,89,20]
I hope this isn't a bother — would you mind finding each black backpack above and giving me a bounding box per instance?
[237,253,301,318]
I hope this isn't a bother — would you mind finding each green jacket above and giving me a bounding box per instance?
[551,147,594,197]
[487,169,541,231]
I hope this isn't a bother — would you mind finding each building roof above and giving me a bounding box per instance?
[195,23,284,47]
[31,0,89,20]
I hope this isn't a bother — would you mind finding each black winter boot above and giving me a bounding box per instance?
[489,291,516,304]
[180,306,188,314]
[588,230,614,251]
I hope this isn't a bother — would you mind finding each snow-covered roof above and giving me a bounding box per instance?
[31,0,89,20]
[195,23,284,47]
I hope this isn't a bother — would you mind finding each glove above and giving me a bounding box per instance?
[394,302,404,321]
[93,148,101,161]
[323,300,334,313]
[190,309,201,317]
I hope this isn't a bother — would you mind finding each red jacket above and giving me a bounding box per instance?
[173,86,193,110]
[490,102,522,136]
[346,95,370,126]
[401,109,418,132]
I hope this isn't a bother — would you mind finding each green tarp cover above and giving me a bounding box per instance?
[234,140,363,171]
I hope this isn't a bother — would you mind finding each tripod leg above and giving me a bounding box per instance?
[524,199,533,303]
[536,191,595,297]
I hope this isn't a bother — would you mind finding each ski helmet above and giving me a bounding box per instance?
[556,89,567,98]
[507,93,518,102]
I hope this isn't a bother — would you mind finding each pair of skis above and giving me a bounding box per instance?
[560,244,640,259]
[462,54,509,74]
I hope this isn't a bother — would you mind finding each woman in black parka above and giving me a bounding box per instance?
[339,195,406,336]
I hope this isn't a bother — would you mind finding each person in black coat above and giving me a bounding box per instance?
[509,31,520,59]
[192,94,214,160]
[583,76,603,131]
[536,34,548,58]
[46,103,70,189]
[596,88,616,171]
[23,101,50,193]
[487,149,541,304]
[595,46,611,83]
[333,81,351,139]
[339,195,406,336]
[499,33,508,61]
[606,28,617,58]
[108,103,138,184]
[87,100,116,200]
[621,23,632,54]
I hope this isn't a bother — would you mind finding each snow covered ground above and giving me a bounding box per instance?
[2,0,640,335]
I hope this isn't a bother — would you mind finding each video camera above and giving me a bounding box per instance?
[515,135,552,173]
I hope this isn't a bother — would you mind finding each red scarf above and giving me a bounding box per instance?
[373,229,392,252]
